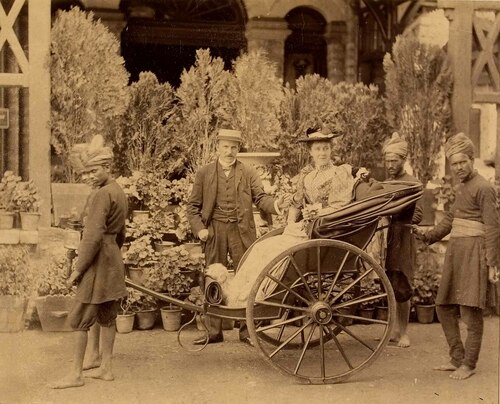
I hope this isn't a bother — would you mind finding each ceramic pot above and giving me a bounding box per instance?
[116,313,135,333]
[160,306,182,331]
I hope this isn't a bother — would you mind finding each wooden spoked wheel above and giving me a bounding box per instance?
[246,239,396,384]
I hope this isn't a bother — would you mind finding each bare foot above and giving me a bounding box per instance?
[84,368,114,381]
[433,362,458,371]
[449,365,475,380]
[82,358,101,371]
[49,376,84,389]
[397,334,410,348]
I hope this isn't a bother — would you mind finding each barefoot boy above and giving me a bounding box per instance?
[51,135,128,388]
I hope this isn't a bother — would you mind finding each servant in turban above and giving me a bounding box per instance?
[413,132,499,380]
[51,135,128,389]
[382,132,422,348]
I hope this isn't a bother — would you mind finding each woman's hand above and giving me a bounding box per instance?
[302,203,322,221]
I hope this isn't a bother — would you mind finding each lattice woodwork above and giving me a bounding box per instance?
[0,0,28,87]
[472,11,500,103]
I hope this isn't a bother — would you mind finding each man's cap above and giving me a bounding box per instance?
[217,129,243,143]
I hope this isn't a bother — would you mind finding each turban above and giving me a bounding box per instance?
[444,132,474,159]
[382,132,408,158]
[69,135,113,173]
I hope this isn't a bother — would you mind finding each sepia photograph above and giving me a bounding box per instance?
[0,0,499,403]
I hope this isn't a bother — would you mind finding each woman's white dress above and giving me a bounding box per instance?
[226,162,360,307]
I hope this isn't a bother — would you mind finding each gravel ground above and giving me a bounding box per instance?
[1,314,498,404]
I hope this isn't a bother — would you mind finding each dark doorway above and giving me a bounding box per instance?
[120,0,247,86]
[284,7,327,87]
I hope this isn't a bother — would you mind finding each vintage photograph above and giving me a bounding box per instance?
[0,0,499,403]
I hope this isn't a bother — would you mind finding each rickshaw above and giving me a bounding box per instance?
[126,181,423,384]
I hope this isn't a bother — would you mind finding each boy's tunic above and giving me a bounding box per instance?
[74,179,128,304]
[426,171,499,308]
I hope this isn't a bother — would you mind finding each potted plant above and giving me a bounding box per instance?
[186,286,205,330]
[412,247,441,323]
[432,175,456,223]
[116,287,141,334]
[159,303,183,332]
[357,278,381,323]
[0,245,33,332]
[0,171,22,229]
[12,180,42,230]
[34,252,75,332]
[143,245,202,298]
[134,293,158,330]
[123,235,158,285]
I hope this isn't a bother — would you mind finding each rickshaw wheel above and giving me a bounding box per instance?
[246,239,396,384]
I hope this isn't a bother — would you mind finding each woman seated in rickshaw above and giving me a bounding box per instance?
[225,128,383,307]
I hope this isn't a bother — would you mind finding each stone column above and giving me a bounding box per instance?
[344,4,359,83]
[28,0,51,227]
[245,18,291,79]
[325,22,346,84]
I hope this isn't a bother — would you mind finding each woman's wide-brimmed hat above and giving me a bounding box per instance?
[217,129,243,143]
[297,127,342,143]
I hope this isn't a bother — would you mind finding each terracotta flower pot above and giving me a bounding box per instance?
[415,304,435,324]
[116,313,135,333]
[160,306,182,331]
[19,212,41,231]
[35,295,74,332]
[135,309,157,330]
[0,211,15,230]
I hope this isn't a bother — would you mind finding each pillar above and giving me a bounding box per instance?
[344,4,359,83]
[325,22,346,84]
[245,18,291,79]
[28,0,51,226]
[443,3,473,134]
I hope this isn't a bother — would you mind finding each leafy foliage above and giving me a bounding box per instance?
[36,253,75,296]
[277,75,388,175]
[172,49,234,173]
[117,72,179,178]
[227,50,284,151]
[432,175,456,211]
[0,246,33,297]
[12,180,42,212]
[412,245,441,305]
[142,245,203,297]
[0,171,22,211]
[277,75,336,175]
[384,33,452,186]
[330,82,388,169]
[123,235,157,268]
[50,8,130,182]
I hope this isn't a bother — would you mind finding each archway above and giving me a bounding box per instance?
[284,7,327,87]
[120,0,247,86]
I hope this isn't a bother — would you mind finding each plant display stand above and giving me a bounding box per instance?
[160,306,182,331]
[415,304,435,324]
[0,296,27,332]
[35,296,74,332]
[116,313,135,333]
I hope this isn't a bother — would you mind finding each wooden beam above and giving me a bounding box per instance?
[439,0,500,10]
[0,73,28,87]
[447,2,473,134]
[0,0,29,74]
[28,0,51,227]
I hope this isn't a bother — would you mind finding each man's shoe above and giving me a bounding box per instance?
[193,334,224,345]
[239,336,254,347]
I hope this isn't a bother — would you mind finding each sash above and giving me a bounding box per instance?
[450,218,485,238]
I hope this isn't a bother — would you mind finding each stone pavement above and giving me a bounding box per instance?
[1,316,498,404]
